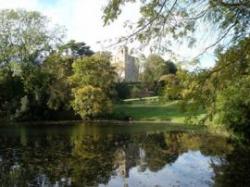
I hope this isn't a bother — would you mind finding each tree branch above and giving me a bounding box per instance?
[105,0,178,48]
[193,21,237,59]
[216,0,250,9]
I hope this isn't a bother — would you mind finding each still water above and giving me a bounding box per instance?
[0,122,249,187]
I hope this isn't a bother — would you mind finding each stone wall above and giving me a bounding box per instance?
[112,46,139,82]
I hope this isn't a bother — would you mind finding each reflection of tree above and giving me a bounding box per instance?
[211,143,250,187]
[141,133,178,172]
[0,125,236,186]
[70,135,117,186]
[0,133,73,186]
[139,132,233,173]
[164,132,233,157]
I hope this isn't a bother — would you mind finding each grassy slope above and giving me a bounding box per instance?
[114,98,205,124]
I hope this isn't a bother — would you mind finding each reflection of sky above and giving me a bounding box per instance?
[100,151,219,187]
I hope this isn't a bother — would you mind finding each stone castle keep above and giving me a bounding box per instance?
[112,46,139,82]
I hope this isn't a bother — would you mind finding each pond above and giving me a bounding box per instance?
[0,122,249,187]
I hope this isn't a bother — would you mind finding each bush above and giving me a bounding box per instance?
[160,74,181,100]
[216,76,250,139]
[114,82,130,100]
[130,85,141,98]
[71,86,112,119]
[104,111,131,121]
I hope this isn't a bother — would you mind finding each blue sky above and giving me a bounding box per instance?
[40,0,59,6]
[0,0,216,69]
[39,0,58,7]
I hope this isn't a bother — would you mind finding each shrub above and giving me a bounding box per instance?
[71,86,112,119]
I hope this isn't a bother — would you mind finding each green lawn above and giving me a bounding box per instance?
[114,98,205,124]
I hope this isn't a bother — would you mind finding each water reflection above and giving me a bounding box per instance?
[0,123,249,187]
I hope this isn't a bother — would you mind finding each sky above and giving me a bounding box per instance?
[0,0,216,69]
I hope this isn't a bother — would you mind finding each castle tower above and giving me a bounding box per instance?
[113,46,139,82]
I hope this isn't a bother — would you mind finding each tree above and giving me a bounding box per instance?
[71,86,112,118]
[166,60,177,74]
[143,54,164,83]
[159,74,180,100]
[216,77,250,138]
[41,39,94,111]
[103,0,250,53]
[212,37,250,138]
[0,9,64,120]
[0,66,24,118]
[42,53,74,110]
[178,37,250,137]
[71,53,116,95]
[143,55,176,83]
[70,53,117,118]
[0,9,63,65]
[142,54,177,93]
[59,40,94,57]
[15,64,51,120]
[114,82,130,100]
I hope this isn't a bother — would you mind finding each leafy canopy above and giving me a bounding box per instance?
[143,54,177,83]
[0,9,64,65]
[103,0,250,52]
[70,53,117,118]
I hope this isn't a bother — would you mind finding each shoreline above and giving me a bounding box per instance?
[1,119,184,126]
[0,119,229,137]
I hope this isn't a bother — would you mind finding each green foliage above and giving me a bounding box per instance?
[114,82,130,99]
[142,54,176,83]
[103,0,136,25]
[14,64,51,120]
[103,0,250,49]
[141,54,177,95]
[115,82,151,100]
[176,37,250,137]
[42,54,74,110]
[0,9,63,65]
[71,86,112,118]
[160,74,181,100]
[0,9,100,121]
[210,38,250,137]
[216,76,250,138]
[102,1,250,139]
[59,40,94,57]
[130,85,141,98]
[70,53,116,95]
[70,53,116,119]
[0,65,24,118]
[0,59,54,121]
[0,9,65,120]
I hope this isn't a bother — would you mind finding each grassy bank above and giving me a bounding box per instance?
[114,97,205,124]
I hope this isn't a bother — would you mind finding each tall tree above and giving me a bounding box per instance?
[143,54,177,83]
[0,9,64,120]
[59,40,94,57]
[179,37,250,137]
[0,9,63,65]
[42,54,74,110]
[70,53,117,118]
